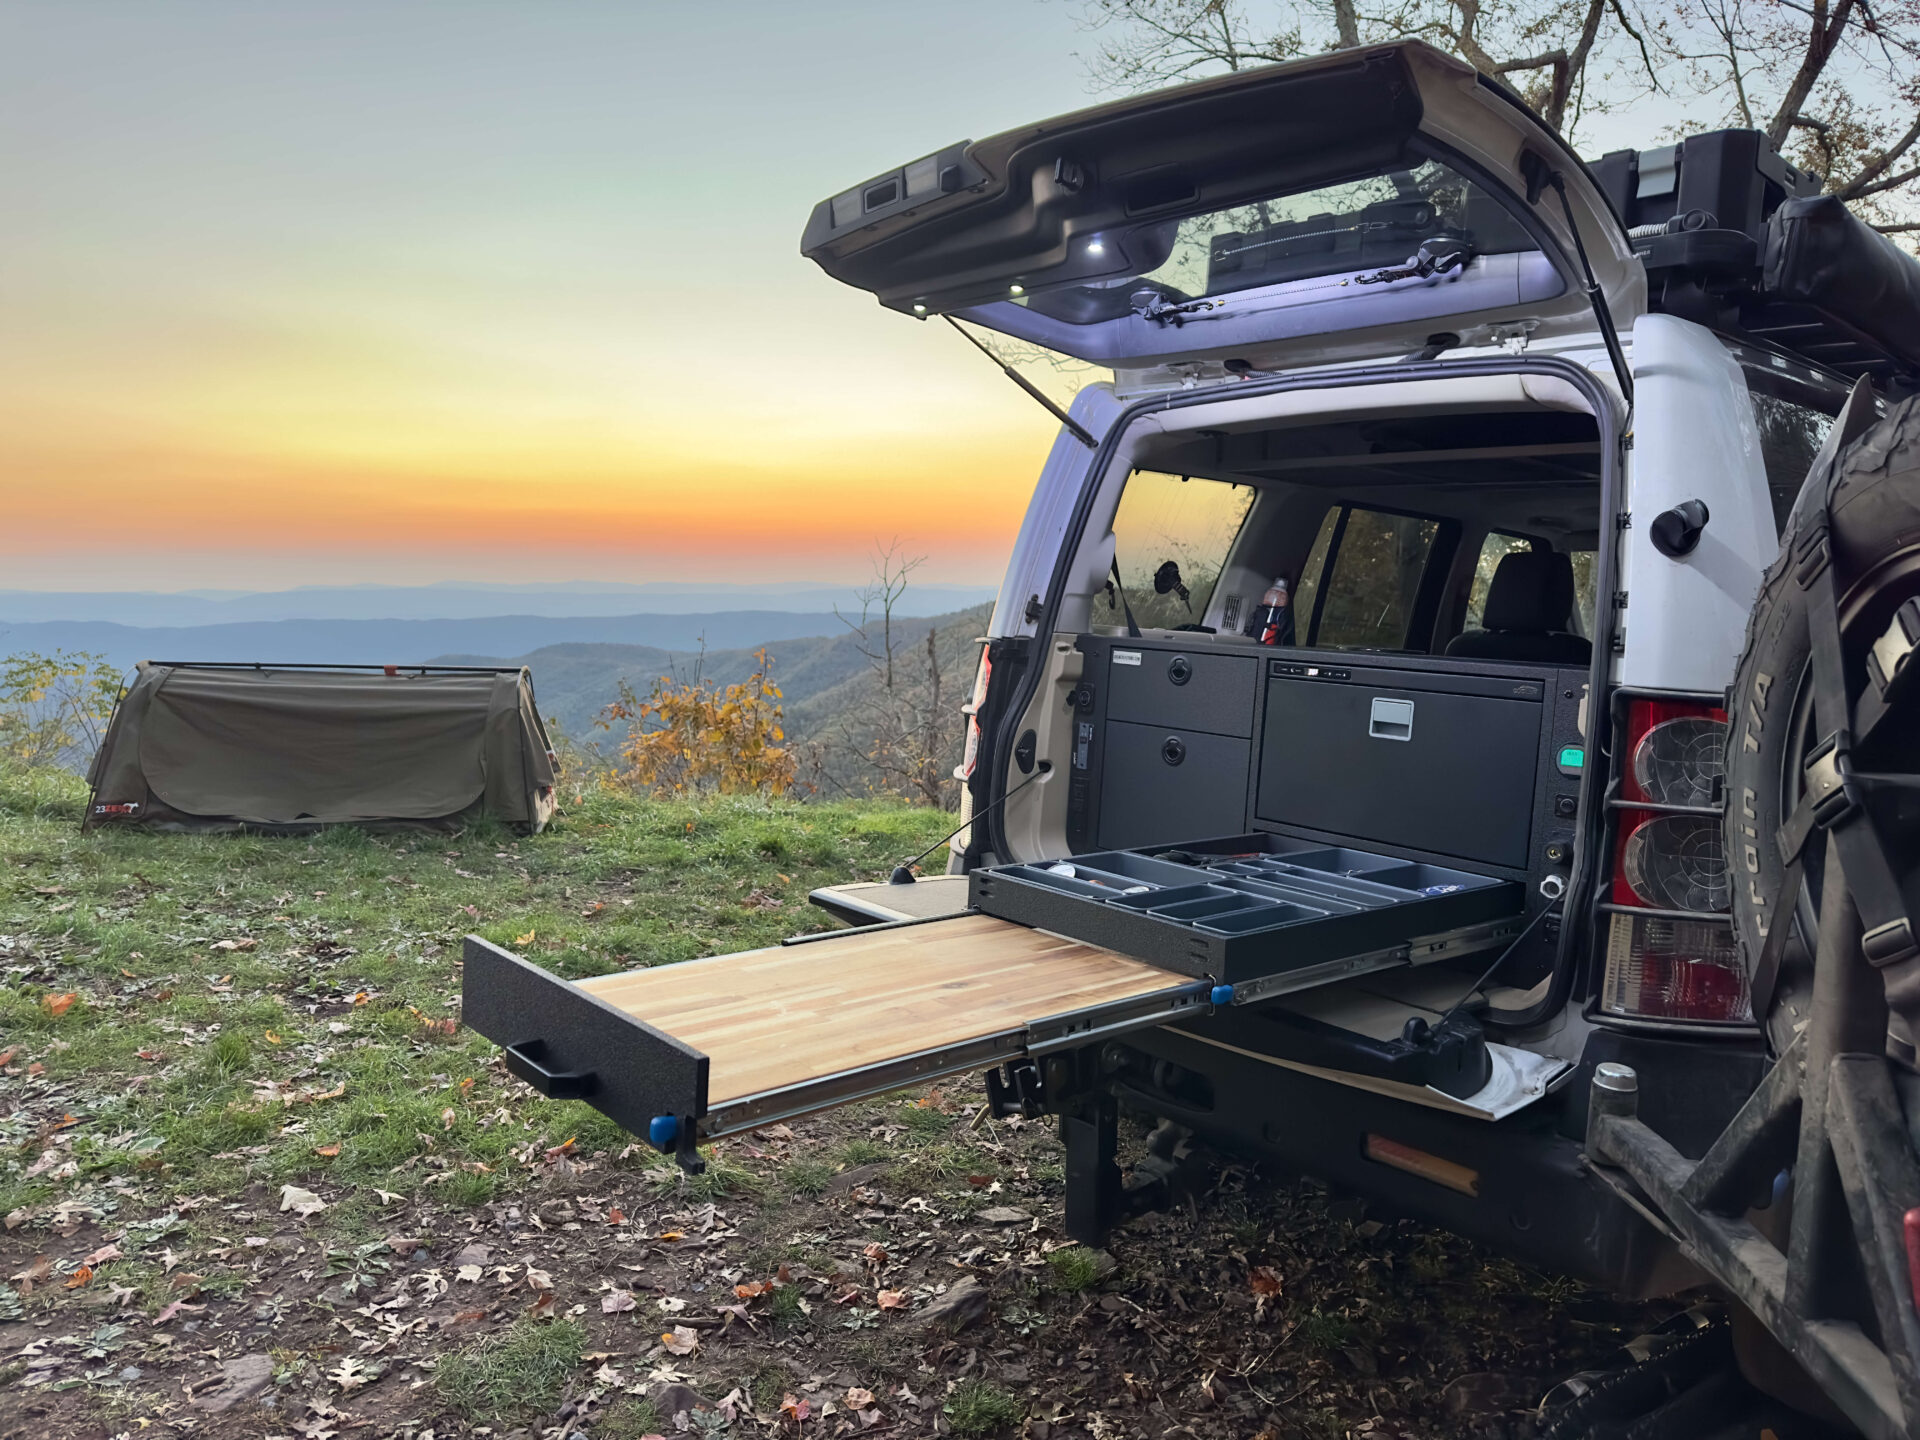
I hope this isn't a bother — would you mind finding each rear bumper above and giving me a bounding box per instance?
[1111,1025,1703,1297]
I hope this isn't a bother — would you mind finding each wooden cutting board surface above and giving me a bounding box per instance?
[577,912,1179,1105]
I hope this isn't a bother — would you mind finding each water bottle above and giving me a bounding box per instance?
[1253,577,1294,646]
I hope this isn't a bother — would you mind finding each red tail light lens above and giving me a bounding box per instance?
[959,647,992,781]
[1602,698,1749,1022]
[1602,914,1752,1021]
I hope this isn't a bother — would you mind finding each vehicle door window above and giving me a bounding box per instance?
[1567,550,1599,637]
[1093,471,1255,631]
[1302,505,1443,650]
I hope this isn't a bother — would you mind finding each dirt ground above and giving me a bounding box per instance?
[0,778,1677,1439]
[4,1068,1678,1440]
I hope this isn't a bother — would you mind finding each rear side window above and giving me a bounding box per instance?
[1748,392,1834,535]
[1298,505,1444,650]
[1093,471,1254,631]
[1718,341,1850,536]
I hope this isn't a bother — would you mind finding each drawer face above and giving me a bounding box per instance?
[1106,647,1257,737]
[1255,675,1542,868]
[1098,721,1250,850]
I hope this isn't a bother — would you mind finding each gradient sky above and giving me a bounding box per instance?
[1,2,1115,590]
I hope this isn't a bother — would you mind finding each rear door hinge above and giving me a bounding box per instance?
[1616,511,1632,531]
[1611,629,1627,654]
[1612,591,1629,610]
[1024,594,1045,624]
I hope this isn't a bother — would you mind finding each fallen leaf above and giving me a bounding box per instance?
[65,1264,93,1289]
[456,1264,483,1283]
[602,1289,636,1313]
[0,1048,14,1068]
[383,1236,424,1256]
[264,1031,283,1045]
[41,992,77,1017]
[660,1324,699,1355]
[515,929,537,946]
[279,1184,328,1218]
[441,1107,457,1130]
[9,1255,52,1292]
[526,1267,554,1292]
[211,937,257,952]
[607,1207,626,1225]
[153,1298,204,1325]
[1249,1265,1283,1298]
[876,1289,908,1310]
[863,1243,888,1265]
[82,1242,123,1266]
[313,1143,340,1158]
[656,1228,684,1241]
[734,1280,773,1299]
[846,1387,876,1409]
[780,1394,811,1422]
[656,1296,687,1313]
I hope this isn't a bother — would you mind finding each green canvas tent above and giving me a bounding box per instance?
[85,663,558,834]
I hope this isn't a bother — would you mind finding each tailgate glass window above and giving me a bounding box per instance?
[1094,471,1254,631]
[1022,160,1536,325]
[1303,505,1443,650]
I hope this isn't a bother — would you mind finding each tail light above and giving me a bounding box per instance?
[951,646,994,863]
[959,646,992,782]
[1601,698,1751,1023]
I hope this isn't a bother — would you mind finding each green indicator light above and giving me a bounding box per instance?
[1558,746,1585,769]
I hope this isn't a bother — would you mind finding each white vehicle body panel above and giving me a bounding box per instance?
[986,385,1123,640]
[1619,314,1779,694]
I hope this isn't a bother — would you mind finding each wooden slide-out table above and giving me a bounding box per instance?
[463,911,1212,1145]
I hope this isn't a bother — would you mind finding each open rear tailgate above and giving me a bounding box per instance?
[463,913,1211,1152]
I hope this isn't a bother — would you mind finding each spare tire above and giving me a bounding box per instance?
[1725,395,1920,1053]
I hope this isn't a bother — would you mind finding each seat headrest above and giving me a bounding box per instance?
[1482,550,1575,634]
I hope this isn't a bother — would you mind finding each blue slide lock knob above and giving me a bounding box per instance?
[648,1115,679,1150]
[1210,984,1235,1007]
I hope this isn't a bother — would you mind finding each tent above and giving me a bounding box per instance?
[85,663,558,833]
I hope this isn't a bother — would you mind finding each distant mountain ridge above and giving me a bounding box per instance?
[0,611,886,678]
[0,581,998,627]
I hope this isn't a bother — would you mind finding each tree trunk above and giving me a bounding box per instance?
[1766,0,1855,150]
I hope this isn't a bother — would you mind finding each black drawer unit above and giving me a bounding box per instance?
[1106,644,1258,736]
[1254,661,1546,869]
[1097,720,1251,850]
[971,833,1523,989]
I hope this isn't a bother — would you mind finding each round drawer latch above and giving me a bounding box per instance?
[1161,736,1187,766]
[1167,655,1193,685]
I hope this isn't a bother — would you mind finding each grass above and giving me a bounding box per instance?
[433,1316,587,1420]
[0,760,951,1225]
[598,1396,665,1437]
[1044,1245,1104,1292]
[944,1378,1024,1435]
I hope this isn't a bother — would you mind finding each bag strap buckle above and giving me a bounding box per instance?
[1802,731,1860,831]
[1863,917,1920,971]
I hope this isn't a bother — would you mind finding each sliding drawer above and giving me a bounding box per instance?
[463,912,1211,1149]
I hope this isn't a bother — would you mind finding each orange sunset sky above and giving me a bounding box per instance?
[1,3,1109,591]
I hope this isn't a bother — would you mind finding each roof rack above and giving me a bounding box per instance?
[1590,129,1920,391]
